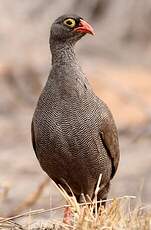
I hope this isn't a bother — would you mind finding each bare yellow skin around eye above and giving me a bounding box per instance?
[64,18,76,28]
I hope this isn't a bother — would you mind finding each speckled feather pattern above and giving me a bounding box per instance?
[32,17,120,202]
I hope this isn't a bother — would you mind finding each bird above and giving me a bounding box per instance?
[31,14,120,222]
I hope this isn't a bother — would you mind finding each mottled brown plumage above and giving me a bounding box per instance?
[31,14,120,203]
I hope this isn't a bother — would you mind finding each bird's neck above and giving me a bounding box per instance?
[50,41,78,66]
[48,41,89,96]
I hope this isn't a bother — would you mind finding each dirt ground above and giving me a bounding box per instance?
[0,63,151,221]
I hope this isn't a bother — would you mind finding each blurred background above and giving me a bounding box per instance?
[0,0,151,219]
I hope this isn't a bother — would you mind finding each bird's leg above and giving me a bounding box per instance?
[63,206,72,225]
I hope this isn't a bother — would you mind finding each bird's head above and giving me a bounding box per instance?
[50,14,95,45]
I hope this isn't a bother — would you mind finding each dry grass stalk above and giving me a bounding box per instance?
[0,182,11,203]
[94,174,102,219]
[0,180,151,229]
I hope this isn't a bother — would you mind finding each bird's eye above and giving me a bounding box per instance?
[64,18,76,28]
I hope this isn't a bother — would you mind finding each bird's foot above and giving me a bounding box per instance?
[63,206,72,225]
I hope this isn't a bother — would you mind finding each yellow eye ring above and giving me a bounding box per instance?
[64,18,76,28]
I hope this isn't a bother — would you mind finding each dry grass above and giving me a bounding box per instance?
[0,180,151,230]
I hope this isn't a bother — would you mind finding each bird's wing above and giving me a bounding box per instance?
[98,104,120,179]
[31,120,39,159]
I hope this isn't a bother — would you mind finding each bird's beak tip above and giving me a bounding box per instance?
[74,19,95,36]
[90,30,95,36]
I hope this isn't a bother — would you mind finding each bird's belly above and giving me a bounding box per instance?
[39,146,96,196]
[36,123,112,196]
